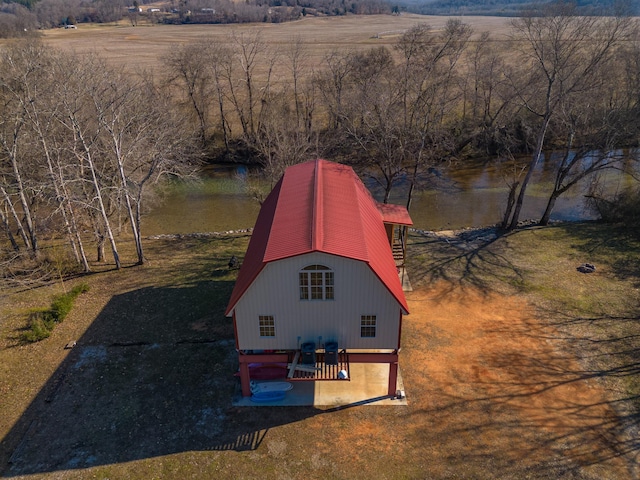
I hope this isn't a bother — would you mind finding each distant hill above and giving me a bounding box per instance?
[397,0,639,16]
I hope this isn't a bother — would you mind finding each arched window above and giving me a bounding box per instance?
[299,264,334,300]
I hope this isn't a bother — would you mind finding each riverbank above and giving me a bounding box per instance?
[1,222,638,478]
[144,218,543,251]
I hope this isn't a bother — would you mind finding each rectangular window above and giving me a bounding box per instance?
[299,265,334,301]
[325,272,334,300]
[299,273,309,300]
[310,271,323,299]
[360,315,376,338]
[259,315,275,337]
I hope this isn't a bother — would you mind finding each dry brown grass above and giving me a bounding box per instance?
[36,14,514,73]
[1,223,638,479]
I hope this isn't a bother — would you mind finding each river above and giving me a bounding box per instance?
[143,154,639,235]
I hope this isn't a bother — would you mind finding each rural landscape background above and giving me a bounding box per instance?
[1,0,637,33]
[1,2,640,479]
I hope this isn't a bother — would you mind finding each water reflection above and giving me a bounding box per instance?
[144,156,638,235]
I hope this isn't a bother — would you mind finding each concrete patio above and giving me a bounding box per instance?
[232,363,408,407]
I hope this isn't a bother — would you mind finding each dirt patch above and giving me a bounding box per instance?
[400,282,635,479]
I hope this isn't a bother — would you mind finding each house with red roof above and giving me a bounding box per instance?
[226,159,412,398]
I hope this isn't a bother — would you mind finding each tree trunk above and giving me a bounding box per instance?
[507,117,550,230]
[0,205,19,251]
[134,192,146,265]
[40,138,81,264]
[0,185,30,250]
[406,159,420,212]
[83,144,121,269]
[539,191,560,226]
[502,181,519,229]
[59,172,91,272]
[70,207,91,272]
[188,83,207,146]
[96,233,105,263]
[71,112,121,269]
[214,77,230,153]
[9,145,38,254]
[116,153,144,265]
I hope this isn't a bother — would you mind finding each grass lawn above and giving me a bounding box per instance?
[0,222,638,479]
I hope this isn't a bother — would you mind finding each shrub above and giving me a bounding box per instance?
[70,283,90,296]
[50,294,74,322]
[22,316,52,343]
[589,187,640,236]
[21,283,90,343]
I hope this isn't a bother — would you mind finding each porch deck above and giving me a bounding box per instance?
[233,362,407,407]
[287,349,351,381]
[237,349,400,397]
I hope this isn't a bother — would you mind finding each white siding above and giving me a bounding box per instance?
[234,252,402,350]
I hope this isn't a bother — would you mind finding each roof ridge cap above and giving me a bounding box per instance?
[351,168,372,261]
[311,159,323,250]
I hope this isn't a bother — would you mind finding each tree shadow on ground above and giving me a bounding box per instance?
[407,227,525,294]
[0,280,323,476]
[402,285,639,478]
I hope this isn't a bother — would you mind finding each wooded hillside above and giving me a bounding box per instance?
[400,0,639,16]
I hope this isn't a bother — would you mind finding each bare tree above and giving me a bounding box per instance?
[90,72,146,264]
[394,20,473,209]
[165,41,214,147]
[285,35,312,133]
[222,30,276,145]
[93,0,125,24]
[314,49,354,130]
[57,55,122,269]
[94,69,195,264]
[206,41,233,153]
[0,42,43,255]
[505,3,633,230]
[0,41,196,276]
[326,47,406,203]
[5,44,92,271]
[253,88,316,185]
[462,31,518,155]
[538,38,640,225]
[0,3,37,38]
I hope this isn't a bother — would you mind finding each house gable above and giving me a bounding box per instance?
[225,159,410,316]
[233,252,402,350]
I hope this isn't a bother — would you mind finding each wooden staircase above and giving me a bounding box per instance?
[393,242,404,265]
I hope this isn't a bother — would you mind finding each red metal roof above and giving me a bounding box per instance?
[376,202,414,226]
[225,159,410,315]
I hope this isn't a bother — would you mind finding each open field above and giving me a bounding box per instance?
[0,222,638,479]
[36,14,514,72]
